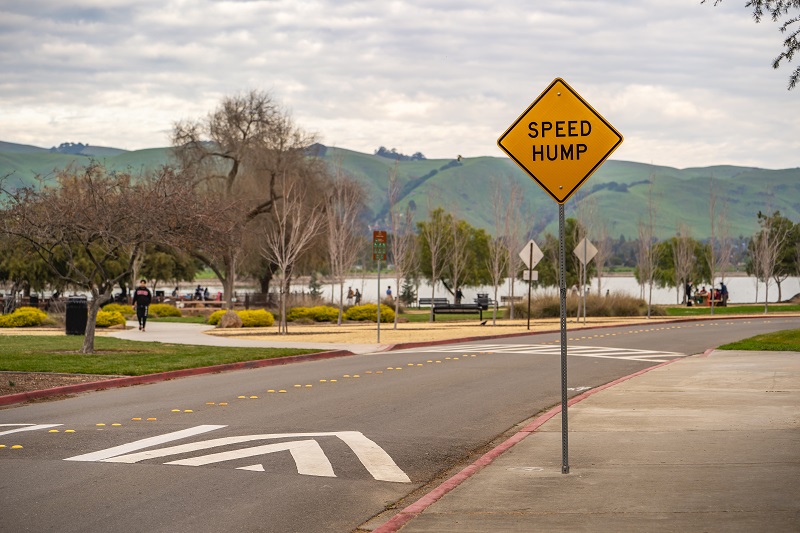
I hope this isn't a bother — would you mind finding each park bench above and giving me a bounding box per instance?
[500,295,524,304]
[418,297,449,308]
[431,302,484,321]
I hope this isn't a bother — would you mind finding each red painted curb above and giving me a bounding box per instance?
[0,349,353,407]
[373,356,683,533]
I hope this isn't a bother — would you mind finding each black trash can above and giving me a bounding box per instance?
[65,296,88,335]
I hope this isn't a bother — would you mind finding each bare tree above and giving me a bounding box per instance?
[325,162,366,324]
[500,178,525,318]
[173,90,322,309]
[418,206,449,322]
[387,163,417,329]
[486,179,512,325]
[705,176,733,315]
[636,176,659,318]
[672,223,696,305]
[751,210,792,313]
[447,215,471,302]
[259,177,325,334]
[0,163,194,353]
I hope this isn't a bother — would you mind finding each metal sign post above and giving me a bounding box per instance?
[498,78,622,476]
[573,237,597,325]
[376,258,381,343]
[558,204,569,474]
[519,240,543,331]
[373,230,388,344]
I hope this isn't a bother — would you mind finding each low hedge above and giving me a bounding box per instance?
[148,303,182,318]
[344,304,395,323]
[207,309,275,327]
[0,306,48,328]
[286,305,340,322]
[101,303,134,317]
[95,310,126,327]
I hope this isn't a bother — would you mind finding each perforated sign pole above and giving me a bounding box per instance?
[558,204,569,474]
[373,231,387,343]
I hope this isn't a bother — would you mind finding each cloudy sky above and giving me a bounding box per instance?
[1,0,798,169]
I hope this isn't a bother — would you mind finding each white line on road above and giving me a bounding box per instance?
[65,425,226,462]
[83,429,410,483]
[0,424,62,436]
[167,439,336,477]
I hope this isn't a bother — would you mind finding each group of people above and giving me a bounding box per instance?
[346,287,362,305]
[686,282,728,307]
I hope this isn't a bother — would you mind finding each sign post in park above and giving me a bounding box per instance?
[519,240,543,331]
[373,231,387,343]
[574,237,598,324]
[498,78,622,474]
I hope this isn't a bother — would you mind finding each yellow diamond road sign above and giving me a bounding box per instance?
[498,78,623,204]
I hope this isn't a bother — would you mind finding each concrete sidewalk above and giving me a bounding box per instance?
[108,320,383,354]
[377,350,800,532]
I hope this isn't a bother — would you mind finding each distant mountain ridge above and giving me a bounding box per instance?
[2,140,798,241]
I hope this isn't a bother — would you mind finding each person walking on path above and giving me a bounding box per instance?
[132,279,152,331]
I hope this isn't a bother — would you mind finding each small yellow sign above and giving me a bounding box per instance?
[497,78,623,204]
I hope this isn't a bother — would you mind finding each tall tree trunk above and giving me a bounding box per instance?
[80,289,107,354]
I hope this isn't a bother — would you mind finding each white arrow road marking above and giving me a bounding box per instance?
[0,424,62,436]
[238,464,266,472]
[76,429,410,483]
[65,425,226,462]
[167,439,336,477]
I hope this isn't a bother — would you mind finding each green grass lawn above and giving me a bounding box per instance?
[0,336,318,375]
[663,304,800,316]
[718,329,800,352]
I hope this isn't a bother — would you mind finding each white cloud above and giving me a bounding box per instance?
[0,0,797,168]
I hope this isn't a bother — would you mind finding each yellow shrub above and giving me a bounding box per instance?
[207,309,274,327]
[148,303,182,318]
[102,303,134,316]
[95,310,126,327]
[0,306,48,328]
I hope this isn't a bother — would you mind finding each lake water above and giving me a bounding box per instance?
[288,274,800,307]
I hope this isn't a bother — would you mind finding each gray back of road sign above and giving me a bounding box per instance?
[519,240,543,269]
[573,237,597,265]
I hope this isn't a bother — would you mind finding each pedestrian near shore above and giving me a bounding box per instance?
[132,279,152,331]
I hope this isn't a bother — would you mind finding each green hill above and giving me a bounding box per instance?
[2,140,798,240]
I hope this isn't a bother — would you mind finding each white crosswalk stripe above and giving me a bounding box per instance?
[392,343,686,362]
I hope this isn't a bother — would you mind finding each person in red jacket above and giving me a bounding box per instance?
[131,279,152,331]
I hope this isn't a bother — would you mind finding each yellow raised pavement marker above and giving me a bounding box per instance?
[64,430,75,433]
[49,429,59,433]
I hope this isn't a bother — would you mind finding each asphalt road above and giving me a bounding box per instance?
[0,316,796,532]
